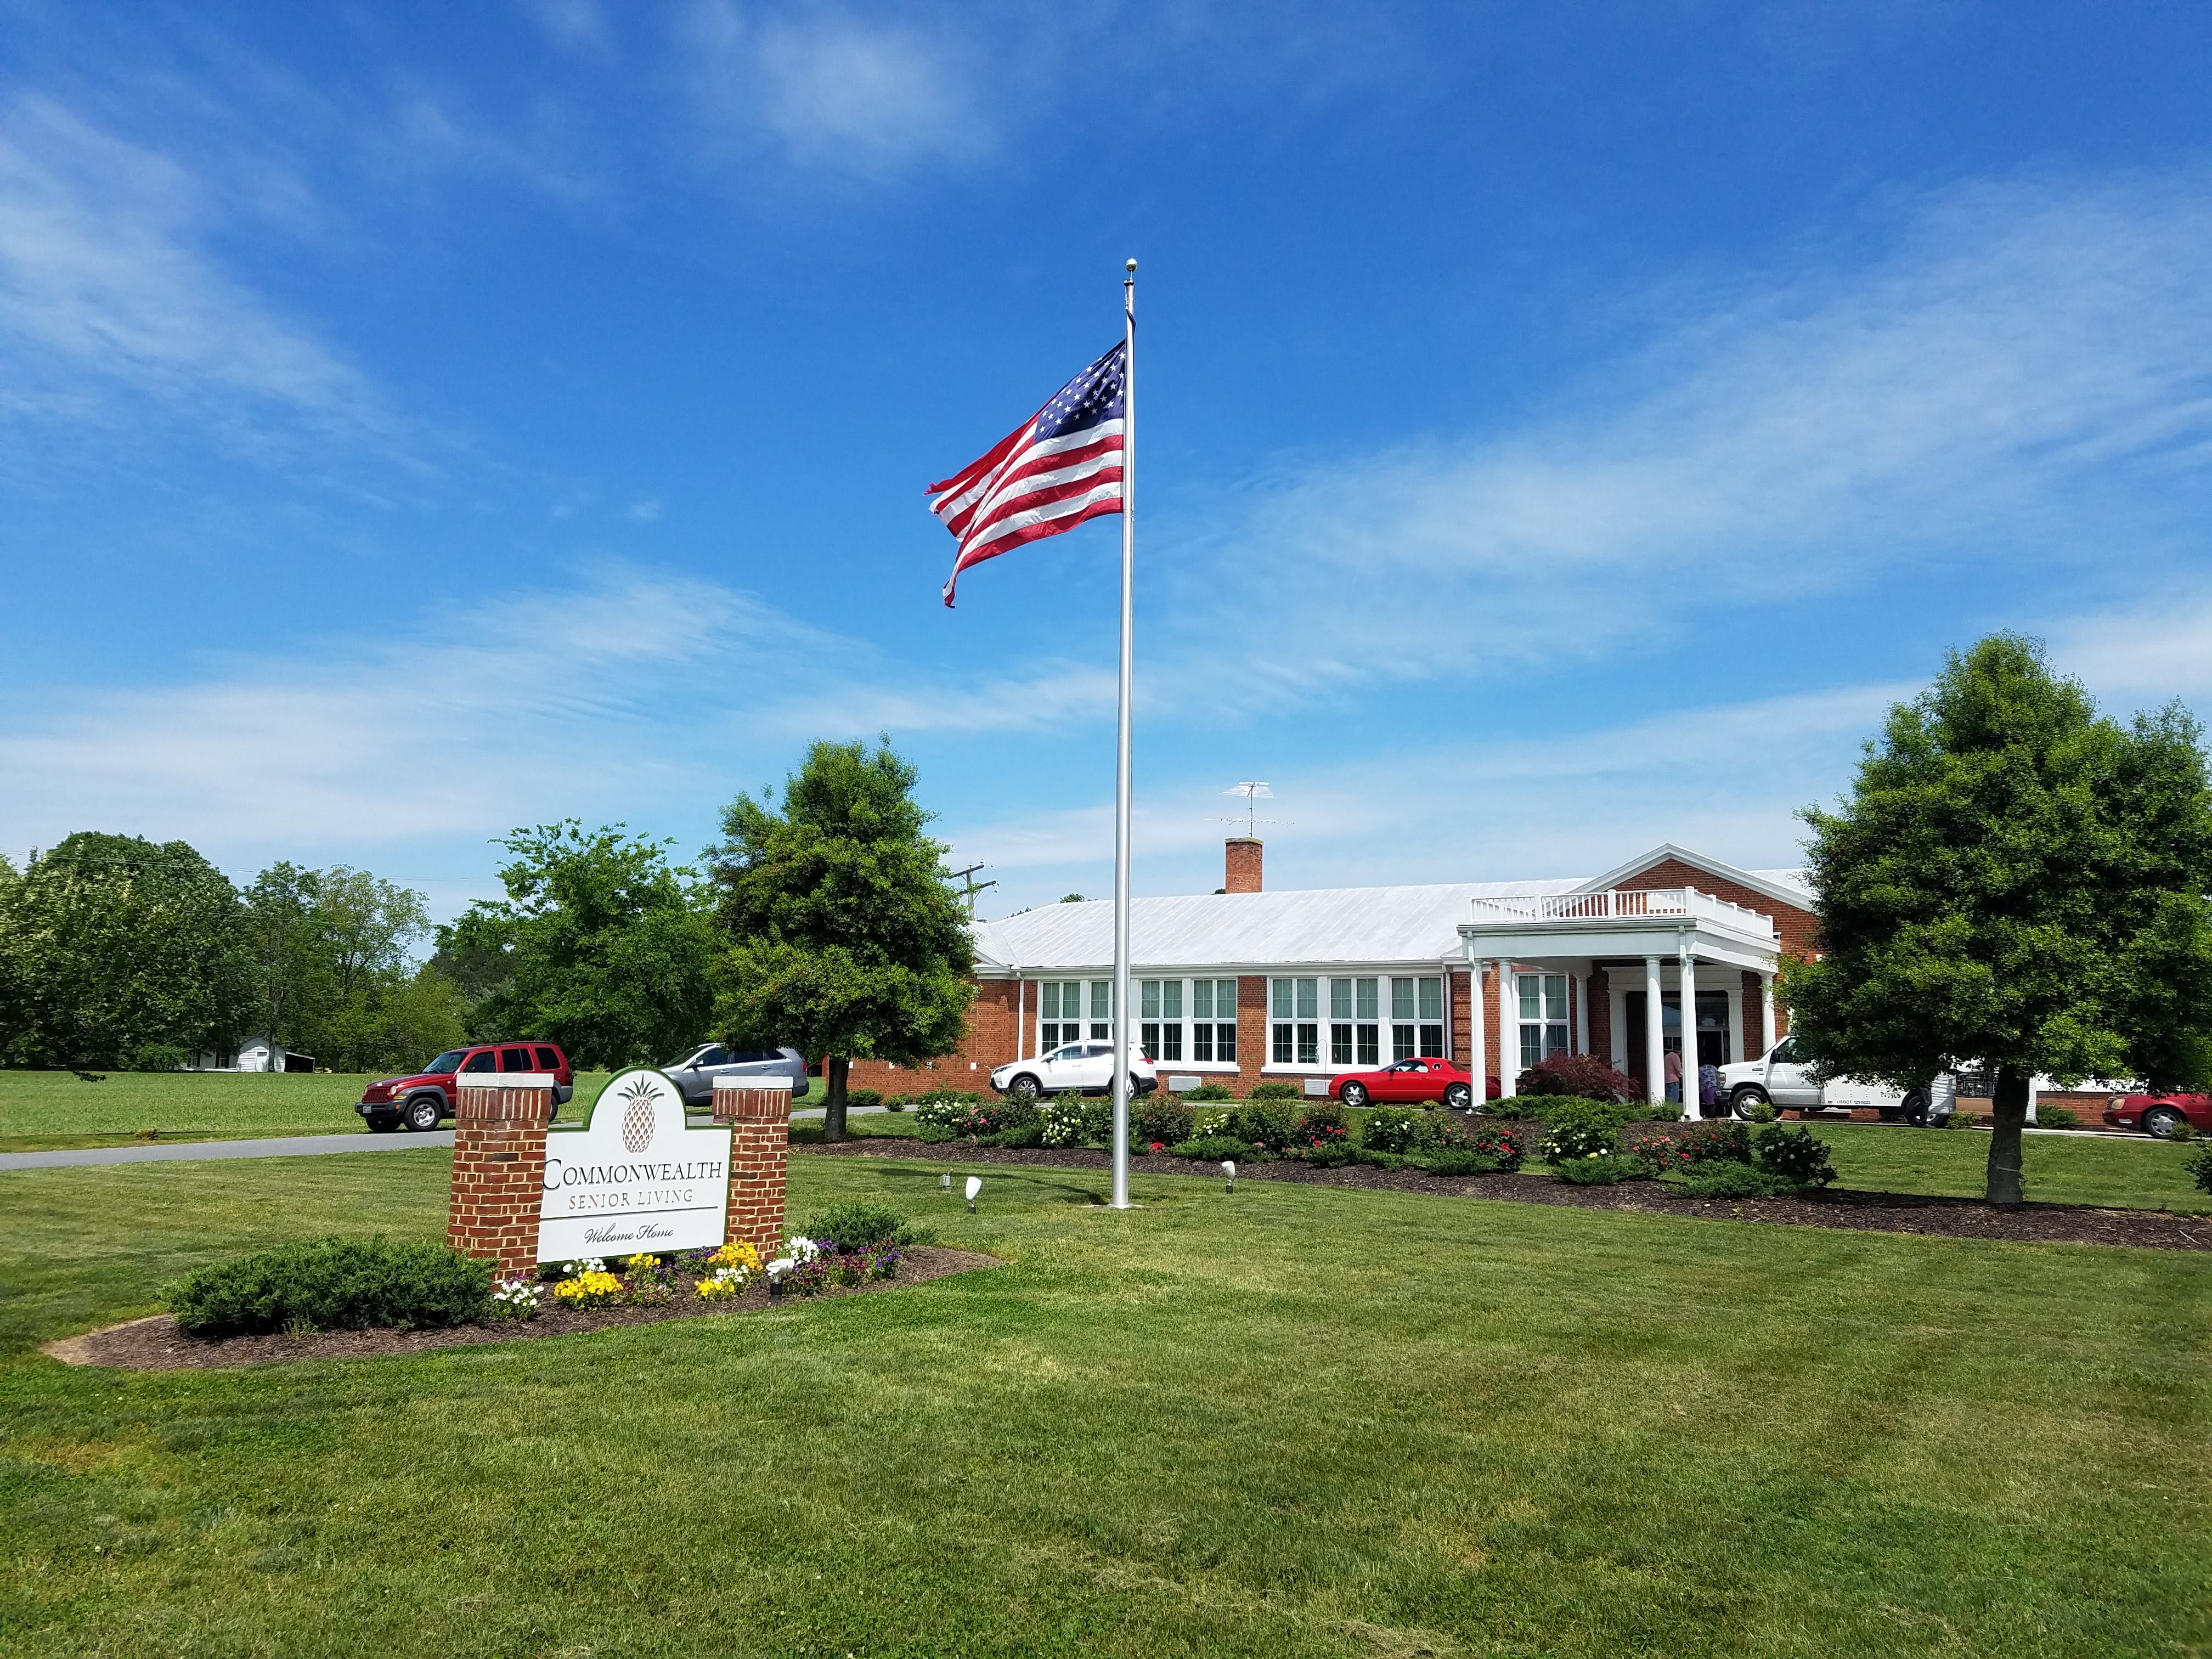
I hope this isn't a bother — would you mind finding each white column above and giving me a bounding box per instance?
[1726,984,1745,1064]
[1759,972,1778,1054]
[1572,973,1588,1055]
[1497,962,1517,1099]
[1679,945,1700,1116]
[1643,955,1664,1104]
[1466,953,1488,1104]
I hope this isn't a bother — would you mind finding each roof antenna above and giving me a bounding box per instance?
[1219,781,1278,838]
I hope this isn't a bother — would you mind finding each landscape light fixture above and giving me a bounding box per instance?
[941,1171,951,1191]
[965,1175,982,1213]
[1222,1159,1236,1194]
[766,1259,792,1300]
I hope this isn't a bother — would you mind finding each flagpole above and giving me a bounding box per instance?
[1110,257,1137,1212]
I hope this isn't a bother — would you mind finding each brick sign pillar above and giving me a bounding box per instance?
[448,1078,551,1280]
[712,1076,793,1260]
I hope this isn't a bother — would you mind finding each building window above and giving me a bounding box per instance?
[1518,973,1570,1069]
[1139,978,1186,1063]
[1328,977,1381,1066]
[1272,977,1319,1066]
[1387,976,1444,1059]
[1190,978,1238,1063]
[1039,979,1111,1050]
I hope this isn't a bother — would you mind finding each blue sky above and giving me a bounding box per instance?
[4,1,2211,922]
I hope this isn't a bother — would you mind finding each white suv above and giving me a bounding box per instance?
[991,1042,1158,1102]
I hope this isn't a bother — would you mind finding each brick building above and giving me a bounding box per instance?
[847,839,1819,1109]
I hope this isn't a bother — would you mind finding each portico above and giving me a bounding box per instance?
[1458,887,1780,1113]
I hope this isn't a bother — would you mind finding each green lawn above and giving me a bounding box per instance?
[2,1149,2205,1656]
[1808,1122,2212,1212]
[0,1069,628,1149]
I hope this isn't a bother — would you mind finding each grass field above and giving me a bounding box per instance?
[0,1070,625,1149]
[2,1147,2207,1656]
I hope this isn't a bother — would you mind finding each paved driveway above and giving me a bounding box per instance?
[0,1130,456,1171]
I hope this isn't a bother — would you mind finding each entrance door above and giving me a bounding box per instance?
[1623,994,1683,1095]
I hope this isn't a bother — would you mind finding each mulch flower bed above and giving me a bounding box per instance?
[800,1133,2210,1252]
[43,1245,1000,1372]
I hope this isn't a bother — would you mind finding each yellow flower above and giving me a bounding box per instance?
[554,1271,624,1308]
[708,1239,763,1273]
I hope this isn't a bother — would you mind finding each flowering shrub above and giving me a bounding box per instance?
[1515,1052,1640,1102]
[487,1277,542,1321]
[1359,1107,1423,1154]
[621,1254,678,1306]
[1133,1097,1194,1147]
[1040,1092,1098,1148]
[1554,1152,1646,1186]
[554,1270,624,1309]
[696,1269,747,1301]
[1636,1122,1751,1175]
[1541,1104,1620,1164]
[1752,1125,1837,1189]
[709,1239,765,1273]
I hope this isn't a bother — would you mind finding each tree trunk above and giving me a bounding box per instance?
[822,1056,850,1143]
[1986,1064,2030,1207]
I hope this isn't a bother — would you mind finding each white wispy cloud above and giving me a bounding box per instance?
[0,95,390,443]
[679,1,993,174]
[1169,170,2212,689]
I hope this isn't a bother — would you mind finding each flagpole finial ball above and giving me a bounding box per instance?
[1125,258,1137,273]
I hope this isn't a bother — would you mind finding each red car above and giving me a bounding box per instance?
[356,1041,574,1133]
[2103,1092,2212,1138]
[1330,1057,1483,1110]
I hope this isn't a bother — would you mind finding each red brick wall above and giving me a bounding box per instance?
[448,1082,550,1280]
[1224,839,1263,894]
[713,1082,791,1261]
[844,978,1022,1096]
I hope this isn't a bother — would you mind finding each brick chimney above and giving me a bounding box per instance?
[1224,837,1263,894]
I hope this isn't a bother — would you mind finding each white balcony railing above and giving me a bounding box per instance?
[1468,887,1775,939]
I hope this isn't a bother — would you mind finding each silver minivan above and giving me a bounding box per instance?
[662,1043,812,1108]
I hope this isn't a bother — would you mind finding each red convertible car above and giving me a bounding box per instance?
[2103,1091,2212,1138]
[1329,1057,1491,1110]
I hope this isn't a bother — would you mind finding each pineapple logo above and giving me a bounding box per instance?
[617,1076,659,1153]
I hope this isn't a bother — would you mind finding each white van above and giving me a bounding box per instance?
[1717,1036,1954,1124]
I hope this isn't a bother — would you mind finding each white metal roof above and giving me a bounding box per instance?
[970,845,1818,975]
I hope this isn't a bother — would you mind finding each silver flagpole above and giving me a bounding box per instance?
[1110,257,1137,1211]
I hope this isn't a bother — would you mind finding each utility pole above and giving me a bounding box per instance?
[946,862,998,919]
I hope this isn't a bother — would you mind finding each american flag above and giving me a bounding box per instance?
[928,341,1126,607]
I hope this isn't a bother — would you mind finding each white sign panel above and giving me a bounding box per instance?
[538,1068,731,1261]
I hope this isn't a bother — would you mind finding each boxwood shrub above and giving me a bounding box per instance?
[167,1238,492,1336]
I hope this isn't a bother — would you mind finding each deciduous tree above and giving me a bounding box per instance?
[1788,635,2212,1205]
[708,740,975,1141]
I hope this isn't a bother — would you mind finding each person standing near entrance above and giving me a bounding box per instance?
[1663,1046,1684,1103]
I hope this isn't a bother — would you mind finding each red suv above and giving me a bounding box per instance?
[357,1042,574,1133]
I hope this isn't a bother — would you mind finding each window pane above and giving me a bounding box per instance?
[1163,979,1183,1019]
[1356,977,1379,1020]
[1356,1024,1379,1066]
[1547,1022,1568,1057]
[1160,1024,1183,1062]
[1091,981,1112,1019]
[1272,1023,1293,1064]
[1518,975,1539,1019]
[1091,1022,1109,1040]
[1220,980,1239,1019]
[1392,977,1415,1019]
[1272,978,1293,1018]
[1041,982,1059,1019]
[1141,980,1160,1019]
[1420,1023,1444,1057]
[1521,1025,1543,1068]
[1329,978,1351,1019]
[1330,1023,1352,1065]
[1296,978,1318,1020]
[1192,979,1214,1020]
[1193,1023,1214,1062]
[1546,975,1567,1017]
[1217,1023,1238,1063]
[1419,977,1443,1020]
[1392,1024,1415,1061]
[1141,1022,1159,1058]
[1297,1023,1319,1066]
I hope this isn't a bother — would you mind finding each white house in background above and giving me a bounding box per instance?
[190,1037,313,1073]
